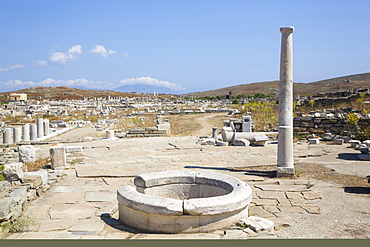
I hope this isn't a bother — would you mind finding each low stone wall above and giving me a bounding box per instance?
[126,127,168,138]
[0,169,63,235]
[293,116,370,136]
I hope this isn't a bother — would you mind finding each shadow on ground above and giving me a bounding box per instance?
[337,153,360,161]
[184,166,229,171]
[100,214,139,234]
[242,170,277,178]
[184,165,277,178]
[344,187,370,194]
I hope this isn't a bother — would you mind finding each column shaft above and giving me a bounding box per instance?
[277,26,295,177]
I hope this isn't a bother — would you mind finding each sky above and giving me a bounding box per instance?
[0,0,369,93]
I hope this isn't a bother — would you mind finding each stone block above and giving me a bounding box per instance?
[321,119,338,124]
[302,191,321,200]
[233,139,250,146]
[65,146,83,153]
[252,198,277,206]
[0,181,10,192]
[117,186,183,216]
[18,145,36,163]
[50,146,66,169]
[106,130,115,139]
[349,140,361,148]
[9,186,28,207]
[285,192,303,199]
[301,122,314,127]
[256,191,286,199]
[277,198,291,206]
[11,204,22,220]
[21,175,42,189]
[3,163,26,182]
[85,190,116,202]
[262,205,280,214]
[215,140,228,146]
[197,208,248,233]
[300,205,320,214]
[83,137,93,142]
[49,203,94,219]
[222,229,249,239]
[333,139,344,145]
[321,133,335,140]
[363,140,370,147]
[26,169,48,186]
[0,198,16,221]
[277,206,306,214]
[360,147,369,154]
[68,221,105,233]
[248,206,274,218]
[129,128,147,133]
[135,170,196,188]
[201,138,216,145]
[240,216,274,232]
[308,139,320,144]
[27,189,37,201]
[301,116,312,121]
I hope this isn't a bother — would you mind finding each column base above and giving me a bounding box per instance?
[277,167,295,177]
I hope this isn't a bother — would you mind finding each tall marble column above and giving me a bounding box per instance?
[37,118,44,138]
[22,124,30,142]
[13,127,22,143]
[43,119,50,136]
[3,128,12,144]
[30,123,37,141]
[277,26,295,177]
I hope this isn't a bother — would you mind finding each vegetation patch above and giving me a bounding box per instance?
[25,157,50,172]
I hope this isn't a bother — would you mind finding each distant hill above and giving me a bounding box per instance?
[184,73,370,98]
[0,86,140,101]
[114,84,179,95]
[1,73,369,101]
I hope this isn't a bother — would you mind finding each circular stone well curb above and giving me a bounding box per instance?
[117,170,252,233]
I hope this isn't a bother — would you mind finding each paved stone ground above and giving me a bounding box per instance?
[2,128,370,239]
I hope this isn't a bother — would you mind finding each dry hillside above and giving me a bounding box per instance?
[0,73,369,100]
[0,86,165,101]
[185,73,370,98]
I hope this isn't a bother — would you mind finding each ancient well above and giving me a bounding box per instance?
[117,170,252,233]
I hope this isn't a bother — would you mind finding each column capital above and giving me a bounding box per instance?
[280,26,294,33]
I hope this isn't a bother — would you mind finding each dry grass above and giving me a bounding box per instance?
[240,101,279,130]
[114,115,157,130]
[204,114,229,129]
[166,114,202,136]
[24,157,50,172]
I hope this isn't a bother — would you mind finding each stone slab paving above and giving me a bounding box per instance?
[2,136,370,239]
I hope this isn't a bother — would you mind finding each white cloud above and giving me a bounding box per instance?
[0,78,115,92]
[33,60,48,67]
[0,64,25,72]
[119,77,184,91]
[122,51,129,58]
[90,45,117,57]
[49,44,82,65]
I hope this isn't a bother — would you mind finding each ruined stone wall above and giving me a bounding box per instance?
[293,116,370,135]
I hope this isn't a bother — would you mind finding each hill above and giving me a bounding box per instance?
[184,73,370,98]
[1,73,369,101]
[114,84,180,95]
[0,86,140,101]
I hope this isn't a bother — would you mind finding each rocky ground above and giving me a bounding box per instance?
[1,114,369,239]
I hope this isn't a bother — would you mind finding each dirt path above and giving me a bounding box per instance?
[191,113,228,137]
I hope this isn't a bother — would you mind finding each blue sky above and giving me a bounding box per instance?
[0,0,369,93]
